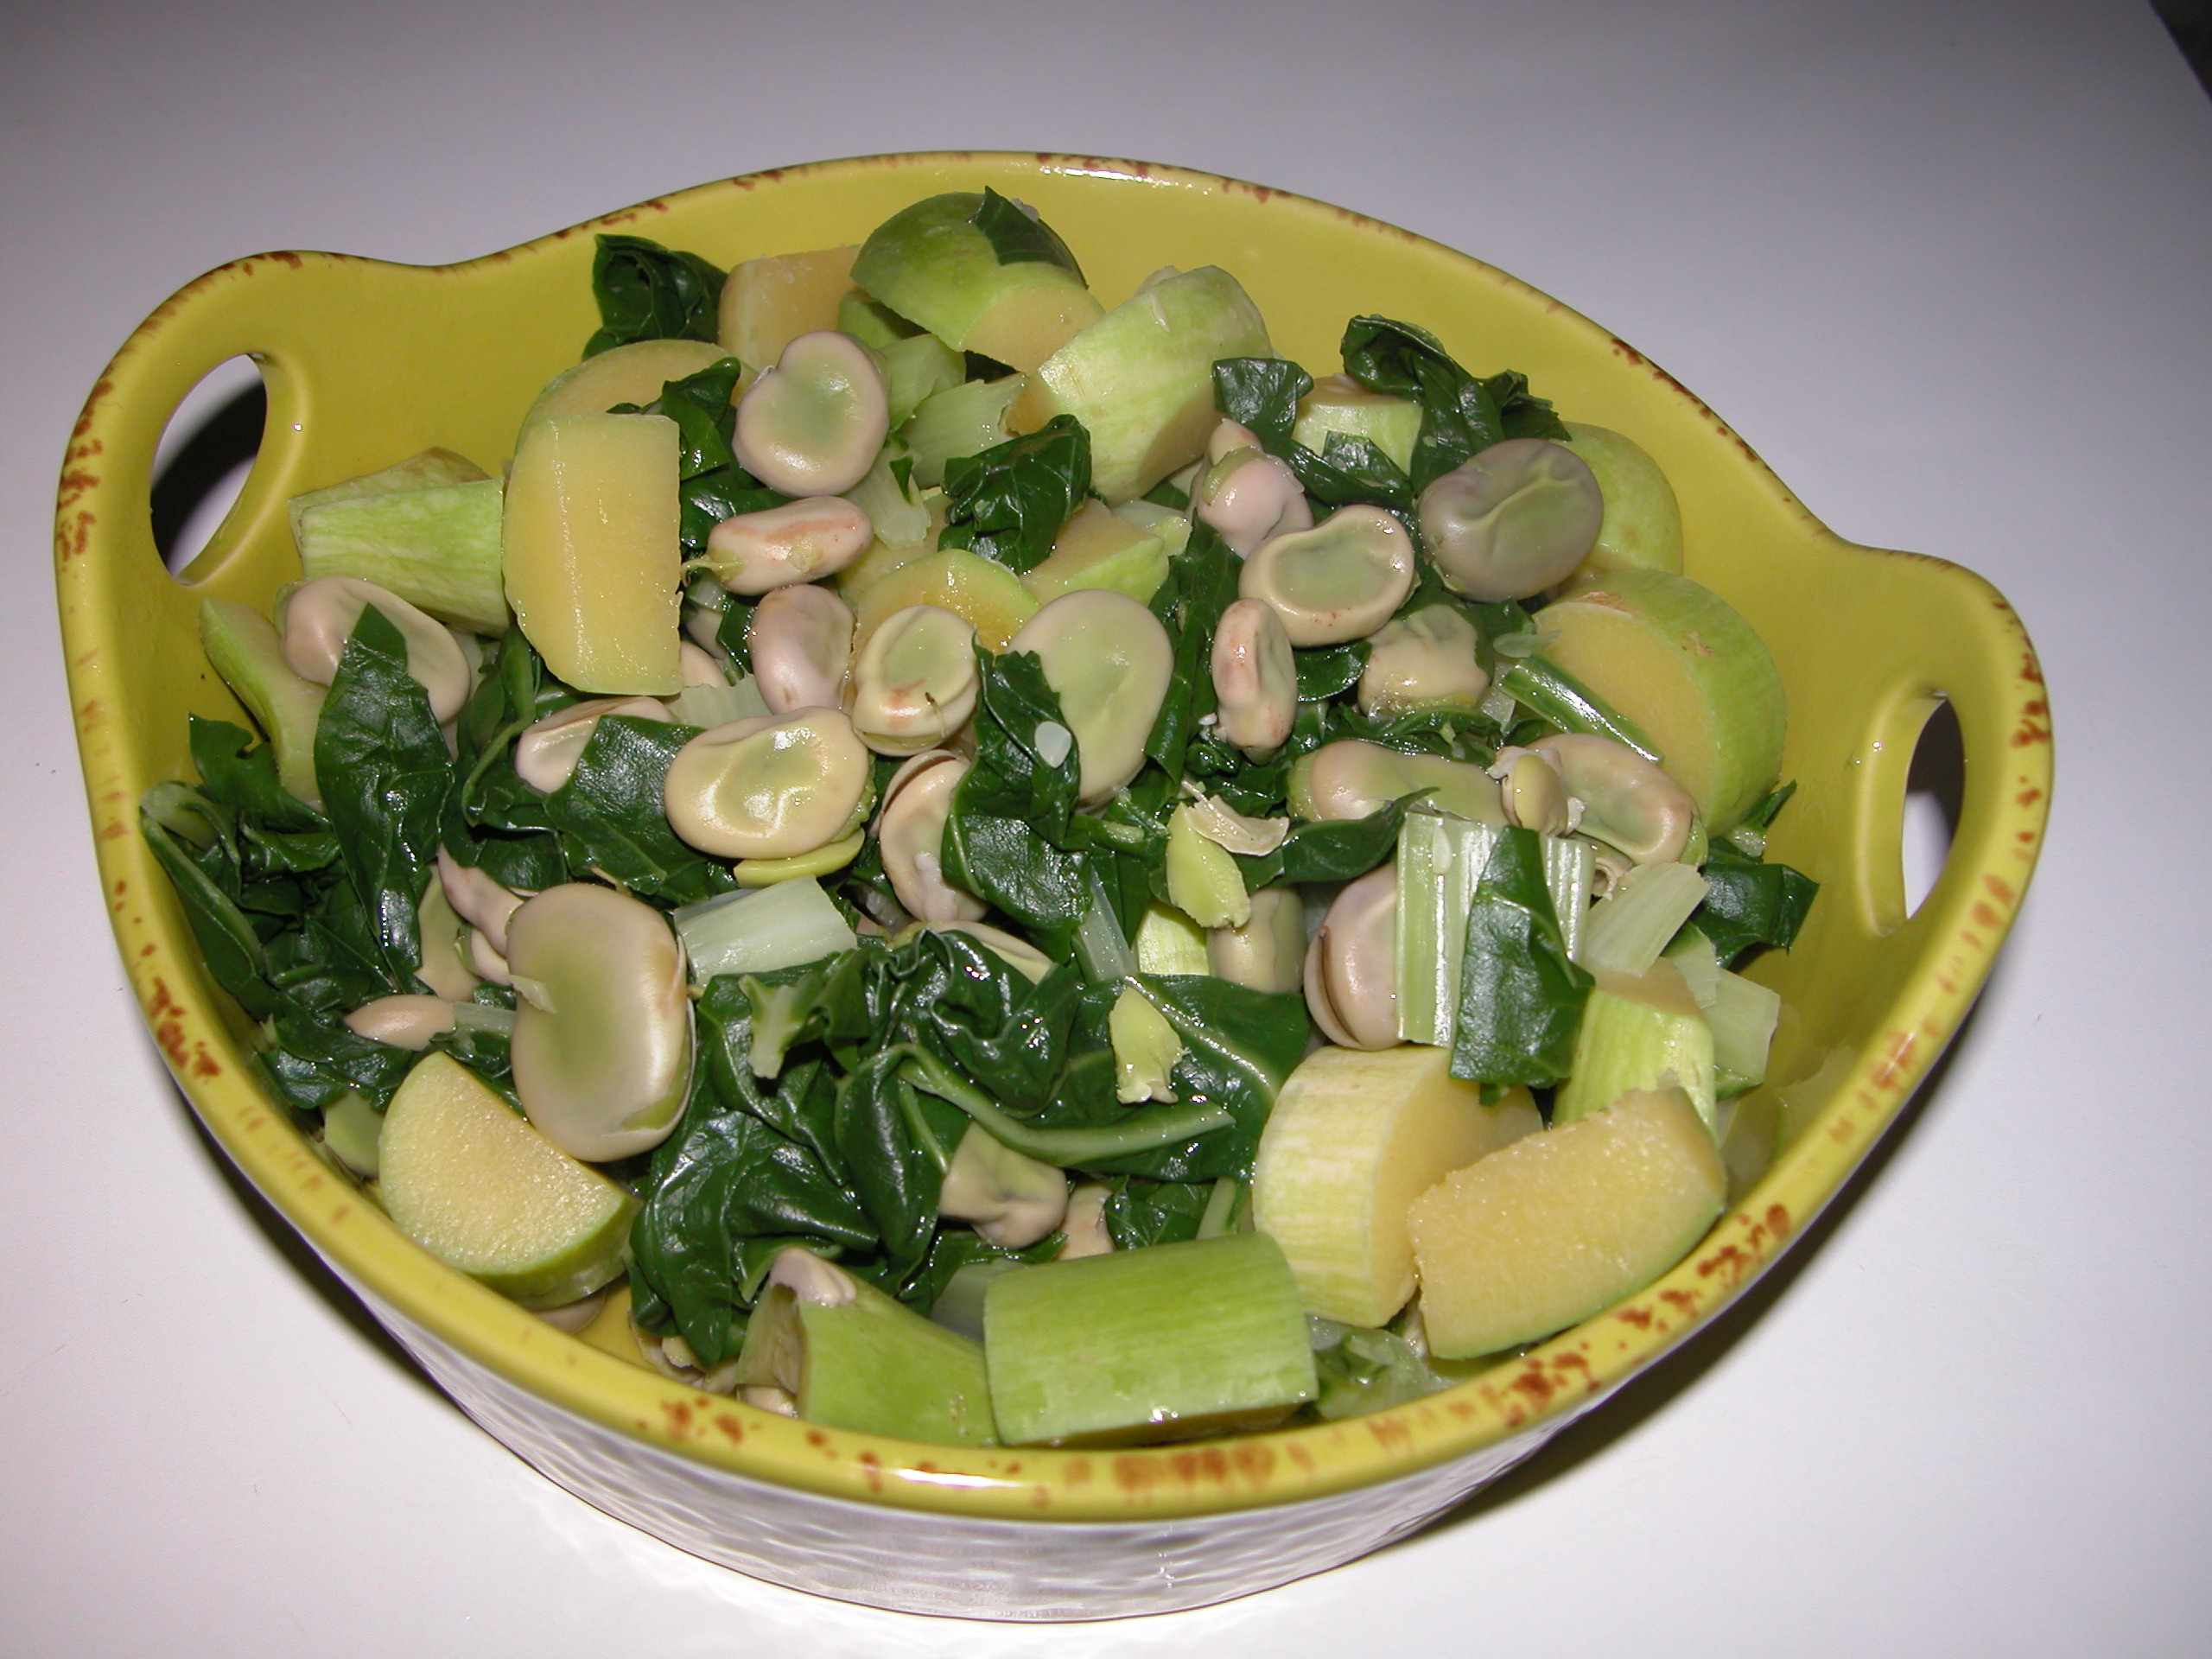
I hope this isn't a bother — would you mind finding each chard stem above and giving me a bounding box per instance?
[895,1047,1231,1165]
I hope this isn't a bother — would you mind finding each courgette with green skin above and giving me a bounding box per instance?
[198,598,327,808]
[1535,568,1785,832]
[853,191,1103,372]
[1009,266,1274,502]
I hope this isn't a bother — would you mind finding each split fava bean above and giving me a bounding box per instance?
[1418,437,1603,602]
[512,696,671,794]
[1058,1181,1115,1259]
[1182,791,1291,856]
[1006,591,1173,805]
[415,876,481,1001]
[1239,505,1416,645]
[505,882,693,1162]
[700,496,874,596]
[1495,748,1574,836]
[679,642,729,688]
[848,604,979,755]
[1196,419,1312,557]
[1529,733,1697,864]
[664,709,874,861]
[874,750,986,924]
[1289,739,1506,826]
[1210,598,1296,756]
[436,845,524,955]
[342,995,457,1051]
[467,927,514,986]
[281,575,472,723]
[749,582,855,715]
[732,331,889,498]
[1209,886,1306,995]
[937,1124,1069,1249]
[1357,606,1491,715]
[1303,865,1400,1050]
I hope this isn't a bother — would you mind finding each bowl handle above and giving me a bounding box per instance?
[1837,549,2051,944]
[57,250,369,607]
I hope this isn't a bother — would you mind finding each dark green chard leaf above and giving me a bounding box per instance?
[1688,843,1820,967]
[629,1009,878,1365]
[943,810,1090,931]
[1144,523,1243,781]
[1211,357,1414,509]
[938,415,1091,575]
[1104,1177,1214,1250]
[1737,780,1798,836]
[188,719,333,854]
[1297,431,1417,510]
[543,715,737,906]
[1035,975,1309,1182]
[258,1004,416,1115]
[1211,356,1310,449]
[583,234,727,358]
[1235,795,1419,891]
[1339,315,1567,491]
[140,809,277,1020]
[751,932,1087,1112]
[1450,826,1594,1086]
[695,979,849,1176]
[834,1046,970,1277]
[969,186,1086,278]
[264,877,393,1014]
[943,644,1092,928]
[437,630,570,889]
[1294,642,1369,701]
[713,594,757,677]
[314,604,454,990]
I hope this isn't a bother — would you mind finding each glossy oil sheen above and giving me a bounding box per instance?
[54,153,2052,1618]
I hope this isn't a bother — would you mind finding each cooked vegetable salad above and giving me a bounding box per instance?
[144,188,1817,1446]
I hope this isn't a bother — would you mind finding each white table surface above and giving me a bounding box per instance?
[7,1,2208,1650]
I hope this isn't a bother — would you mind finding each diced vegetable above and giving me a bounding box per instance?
[378,1052,637,1308]
[296,478,508,636]
[1253,1046,1540,1325]
[734,1249,998,1446]
[1577,861,1711,976]
[853,190,1103,372]
[519,337,731,432]
[1009,266,1273,502]
[982,1233,1317,1446]
[1551,963,1718,1134]
[671,878,856,983]
[1408,1087,1726,1357]
[715,245,858,371]
[1535,568,1786,831]
[286,447,487,550]
[197,598,326,808]
[503,412,683,695]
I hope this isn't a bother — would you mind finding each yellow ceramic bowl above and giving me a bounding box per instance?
[55,154,2052,1619]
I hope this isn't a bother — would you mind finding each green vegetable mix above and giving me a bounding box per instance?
[147,193,1817,1448]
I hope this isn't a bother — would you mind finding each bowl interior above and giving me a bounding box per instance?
[56,153,2050,1522]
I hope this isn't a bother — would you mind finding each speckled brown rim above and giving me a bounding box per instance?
[55,150,2052,1523]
